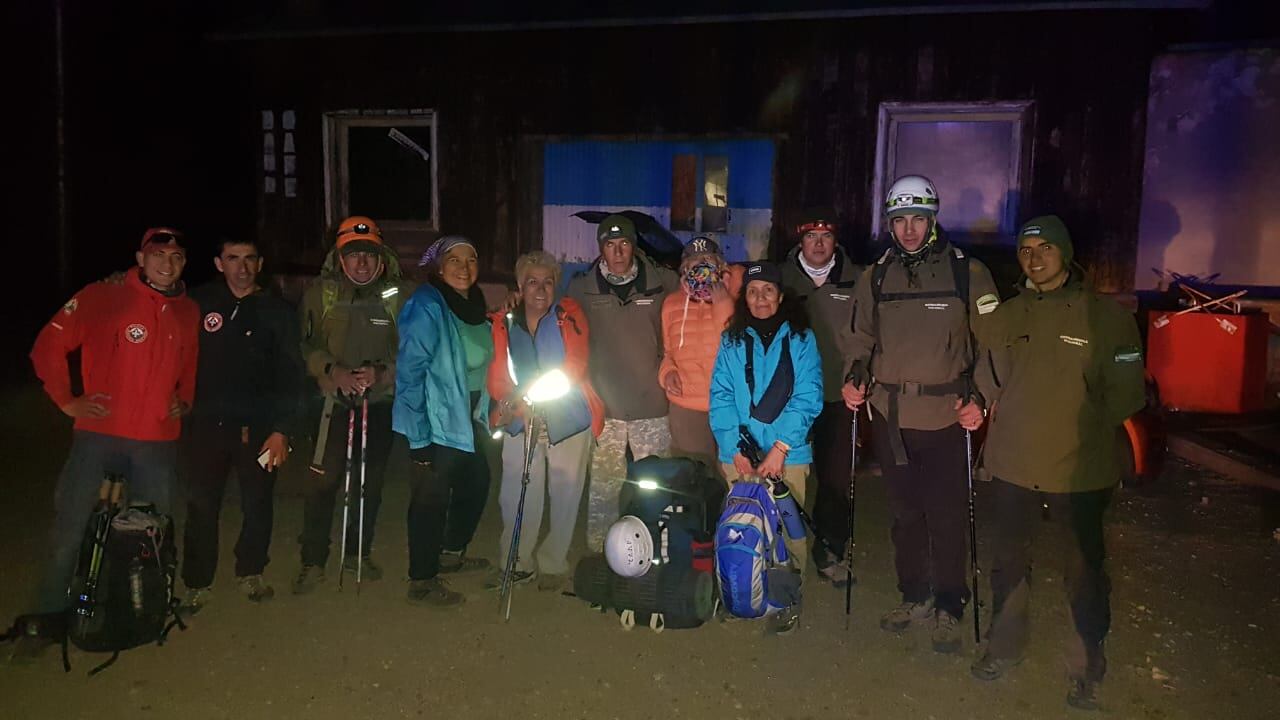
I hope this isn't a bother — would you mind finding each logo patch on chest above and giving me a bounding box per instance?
[828,293,851,301]
[633,298,654,306]
[924,302,950,311]
[1059,335,1089,347]
[125,323,149,344]
[369,318,391,326]
[203,312,224,333]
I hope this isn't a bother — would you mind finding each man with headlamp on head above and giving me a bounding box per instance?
[841,175,998,654]
[293,216,414,595]
[779,207,865,587]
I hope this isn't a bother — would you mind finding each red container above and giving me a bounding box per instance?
[1146,312,1269,414]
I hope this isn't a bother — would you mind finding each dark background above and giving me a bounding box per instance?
[2,0,1262,385]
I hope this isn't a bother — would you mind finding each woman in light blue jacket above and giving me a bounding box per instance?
[709,260,823,634]
[394,236,493,607]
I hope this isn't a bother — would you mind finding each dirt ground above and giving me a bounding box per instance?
[2,383,1278,720]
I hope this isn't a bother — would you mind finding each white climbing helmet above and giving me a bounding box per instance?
[604,515,653,578]
[884,175,940,218]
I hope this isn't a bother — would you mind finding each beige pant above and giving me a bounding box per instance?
[721,463,810,579]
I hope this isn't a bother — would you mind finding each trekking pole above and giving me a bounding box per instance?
[356,391,369,593]
[845,412,858,630]
[965,428,981,645]
[499,415,538,621]
[337,401,356,592]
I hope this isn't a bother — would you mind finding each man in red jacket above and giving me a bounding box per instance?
[13,227,199,663]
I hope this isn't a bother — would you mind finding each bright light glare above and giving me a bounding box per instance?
[491,430,505,440]
[525,369,571,404]
[637,479,660,491]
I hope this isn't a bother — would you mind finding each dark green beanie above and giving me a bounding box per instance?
[597,214,637,246]
[1017,215,1073,267]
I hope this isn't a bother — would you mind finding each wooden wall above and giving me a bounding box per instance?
[216,9,1181,291]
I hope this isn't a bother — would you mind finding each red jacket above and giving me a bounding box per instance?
[31,272,200,442]
[487,297,605,438]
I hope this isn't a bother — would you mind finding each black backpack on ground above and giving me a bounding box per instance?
[63,475,184,674]
[573,457,723,631]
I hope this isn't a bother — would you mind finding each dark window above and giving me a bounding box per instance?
[347,125,434,222]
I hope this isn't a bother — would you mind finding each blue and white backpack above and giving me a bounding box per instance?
[714,479,800,618]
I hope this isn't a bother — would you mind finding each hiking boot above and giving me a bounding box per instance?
[439,550,491,574]
[236,575,275,603]
[407,577,465,607]
[768,605,801,636]
[537,573,566,593]
[816,562,855,589]
[1066,677,1101,711]
[291,564,326,594]
[879,599,934,632]
[931,609,963,654]
[483,568,536,590]
[342,556,383,581]
[971,652,1023,681]
[182,587,212,614]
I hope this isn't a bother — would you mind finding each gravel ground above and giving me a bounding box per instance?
[2,384,1277,719]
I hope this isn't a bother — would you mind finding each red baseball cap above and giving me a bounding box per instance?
[140,227,186,250]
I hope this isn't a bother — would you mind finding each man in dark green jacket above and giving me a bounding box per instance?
[293,216,415,594]
[779,207,864,584]
[969,216,1146,711]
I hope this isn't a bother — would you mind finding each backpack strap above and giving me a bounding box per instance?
[869,245,977,466]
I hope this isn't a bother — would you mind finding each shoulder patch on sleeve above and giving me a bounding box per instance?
[62,298,78,315]
[1114,345,1142,363]
[976,293,1000,315]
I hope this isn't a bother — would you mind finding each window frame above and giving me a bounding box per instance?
[870,101,1035,243]
[322,109,439,239]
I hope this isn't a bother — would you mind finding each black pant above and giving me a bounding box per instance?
[871,409,971,618]
[406,422,491,581]
[809,401,855,566]
[986,478,1112,680]
[300,400,393,567]
[182,418,277,589]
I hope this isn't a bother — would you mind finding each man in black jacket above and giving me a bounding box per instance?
[182,238,302,608]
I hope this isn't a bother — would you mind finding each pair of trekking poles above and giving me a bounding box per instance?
[313,390,371,594]
[744,403,981,643]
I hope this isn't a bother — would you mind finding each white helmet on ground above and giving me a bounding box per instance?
[604,516,653,578]
[884,175,940,218]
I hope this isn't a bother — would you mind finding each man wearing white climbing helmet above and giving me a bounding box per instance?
[841,174,999,654]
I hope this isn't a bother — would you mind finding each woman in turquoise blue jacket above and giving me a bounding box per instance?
[709,261,823,634]
[393,236,493,607]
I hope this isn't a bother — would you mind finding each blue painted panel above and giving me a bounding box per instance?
[543,139,774,208]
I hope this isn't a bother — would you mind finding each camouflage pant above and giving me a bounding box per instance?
[585,416,672,552]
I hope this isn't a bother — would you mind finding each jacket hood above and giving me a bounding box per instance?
[320,242,404,285]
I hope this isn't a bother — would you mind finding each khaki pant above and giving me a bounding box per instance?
[585,417,671,552]
[721,463,810,579]
[497,428,592,576]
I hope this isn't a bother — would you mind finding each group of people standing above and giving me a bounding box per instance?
[18,174,1145,711]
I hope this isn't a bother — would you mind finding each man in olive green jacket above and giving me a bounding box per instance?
[968,215,1145,712]
[293,216,415,594]
[842,175,997,654]
[779,207,864,583]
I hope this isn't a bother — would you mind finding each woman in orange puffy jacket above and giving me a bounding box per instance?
[658,237,742,468]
